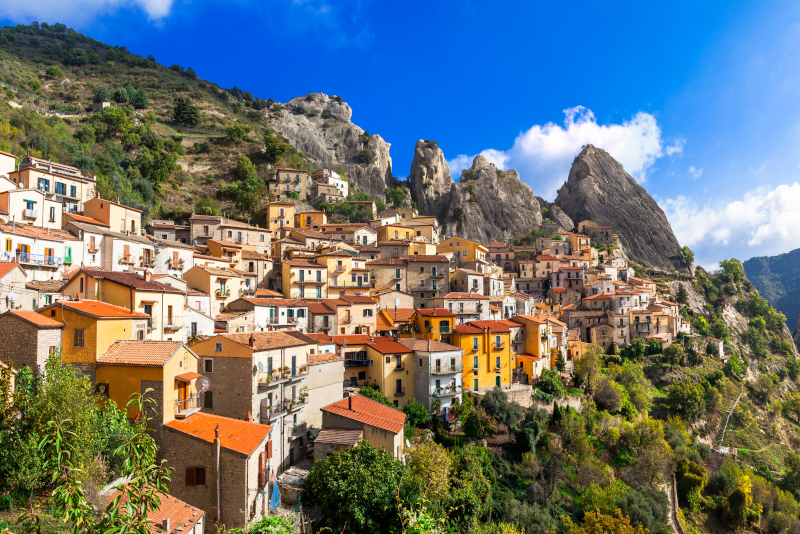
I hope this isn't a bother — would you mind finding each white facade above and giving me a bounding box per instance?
[187,292,212,317]
[318,169,349,198]
[413,348,463,414]
[184,308,216,342]
[0,227,83,282]
[351,226,377,246]
[253,303,309,333]
[151,240,194,277]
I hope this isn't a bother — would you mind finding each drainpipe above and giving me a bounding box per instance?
[215,424,221,524]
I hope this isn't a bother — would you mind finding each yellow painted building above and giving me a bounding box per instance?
[314,252,371,297]
[376,223,414,243]
[183,265,244,317]
[281,260,328,299]
[405,309,456,344]
[38,300,151,372]
[94,340,201,423]
[294,210,327,228]
[206,240,243,265]
[60,269,187,342]
[83,197,142,235]
[336,335,415,408]
[267,202,295,239]
[437,237,488,270]
[408,242,438,256]
[453,320,513,392]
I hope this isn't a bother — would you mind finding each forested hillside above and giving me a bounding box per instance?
[744,249,800,337]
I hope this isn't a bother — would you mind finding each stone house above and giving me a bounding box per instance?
[146,220,191,243]
[369,287,413,311]
[547,287,582,308]
[629,276,657,298]
[313,428,363,461]
[367,258,409,292]
[307,301,337,335]
[450,268,484,295]
[238,250,274,288]
[0,262,39,312]
[213,310,255,334]
[406,255,450,308]
[552,266,584,294]
[589,324,614,350]
[227,297,309,333]
[0,310,63,374]
[184,308,215,342]
[321,394,406,458]
[487,242,517,273]
[426,292,490,324]
[323,295,377,336]
[103,487,205,534]
[162,412,274,531]
[271,168,310,201]
[304,351,345,430]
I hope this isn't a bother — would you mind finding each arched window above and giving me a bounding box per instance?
[249,261,254,273]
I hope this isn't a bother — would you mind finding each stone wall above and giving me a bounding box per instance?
[197,355,252,420]
[0,315,62,375]
[406,261,449,308]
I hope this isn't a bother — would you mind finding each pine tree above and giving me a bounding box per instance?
[555,348,566,372]
[677,283,689,305]
[172,96,200,126]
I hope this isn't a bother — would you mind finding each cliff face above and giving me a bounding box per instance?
[555,145,690,274]
[267,93,394,199]
[409,146,542,243]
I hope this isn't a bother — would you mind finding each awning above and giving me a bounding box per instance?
[223,247,239,252]
[23,199,38,204]
[140,300,158,304]
[175,372,202,382]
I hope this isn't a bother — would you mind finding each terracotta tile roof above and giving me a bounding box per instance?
[454,324,482,334]
[467,320,511,333]
[176,371,202,381]
[307,302,335,314]
[241,297,307,307]
[187,288,209,297]
[366,258,408,266]
[0,224,80,243]
[25,279,65,292]
[41,299,150,318]
[340,295,376,304]
[207,239,242,248]
[322,395,405,434]
[214,311,251,322]
[511,314,546,324]
[382,309,415,323]
[241,250,270,260]
[222,331,307,351]
[322,298,349,307]
[308,352,343,365]
[104,486,204,533]
[256,288,283,297]
[415,308,455,317]
[368,337,414,354]
[284,260,324,268]
[517,353,542,361]
[331,334,373,345]
[165,412,271,455]
[0,261,22,279]
[376,314,398,330]
[442,292,490,300]
[397,339,461,352]
[406,255,449,262]
[97,341,184,366]
[314,428,363,446]
[306,332,334,344]
[192,265,243,278]
[64,213,109,227]
[6,311,64,328]
[550,288,567,293]
[288,227,329,239]
[80,270,185,293]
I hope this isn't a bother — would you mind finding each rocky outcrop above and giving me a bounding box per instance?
[409,148,542,243]
[555,145,690,274]
[267,93,395,199]
[536,196,574,231]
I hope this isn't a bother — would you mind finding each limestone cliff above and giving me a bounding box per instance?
[409,145,542,243]
[555,145,690,274]
[267,93,394,199]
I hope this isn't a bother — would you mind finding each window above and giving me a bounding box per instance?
[214,340,223,353]
[473,337,478,351]
[49,206,56,221]
[4,239,11,252]
[495,356,501,369]
[204,391,213,409]
[495,335,501,349]
[473,355,478,368]
[395,268,401,278]
[79,278,84,292]
[38,177,50,192]
[136,330,144,340]
[474,379,479,392]
[73,329,85,348]
[25,201,35,210]
[203,225,209,236]
[56,182,66,195]
[185,467,206,487]
[70,185,77,198]
[363,309,373,317]
[260,234,265,242]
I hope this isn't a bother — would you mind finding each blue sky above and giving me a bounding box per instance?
[2,0,800,268]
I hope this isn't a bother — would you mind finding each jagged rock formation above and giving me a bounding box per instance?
[536,196,574,231]
[555,145,690,274]
[267,93,395,199]
[409,146,542,243]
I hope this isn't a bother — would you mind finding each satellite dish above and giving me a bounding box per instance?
[195,376,210,394]
[258,361,265,372]
[7,292,16,303]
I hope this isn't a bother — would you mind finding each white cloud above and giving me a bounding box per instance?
[660,183,800,256]
[688,165,704,179]
[447,106,682,198]
[0,0,174,24]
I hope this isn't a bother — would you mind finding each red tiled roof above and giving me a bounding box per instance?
[442,292,490,300]
[517,353,542,361]
[511,314,546,324]
[284,260,324,268]
[314,428,362,446]
[382,309,415,323]
[467,320,510,333]
[368,337,414,354]
[309,352,342,365]
[41,300,150,318]
[241,298,307,307]
[376,314,398,331]
[322,395,405,434]
[79,270,184,293]
[97,341,184,366]
[307,302,335,314]
[104,486,204,533]
[222,332,307,351]
[340,295,377,304]
[306,332,334,344]
[331,334,373,345]
[551,288,567,293]
[165,412,271,455]
[0,262,22,279]
[7,311,64,328]
[397,339,461,352]
[496,320,520,327]
[176,371,202,381]
[415,308,455,317]
[406,255,449,262]
[454,324,482,334]
[64,213,109,227]
[256,288,283,297]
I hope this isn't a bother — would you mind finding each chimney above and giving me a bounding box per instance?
[249,333,255,347]
[348,395,352,410]
[143,270,151,282]
[96,191,100,199]
[162,518,170,532]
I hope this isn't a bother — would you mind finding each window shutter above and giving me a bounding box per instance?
[185,467,196,486]
[266,440,273,458]
[258,452,266,487]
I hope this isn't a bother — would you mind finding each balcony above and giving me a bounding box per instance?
[139,257,155,268]
[394,387,406,397]
[239,287,257,297]
[431,385,461,397]
[118,254,134,266]
[288,365,310,382]
[335,266,346,272]
[64,255,72,265]
[233,237,243,244]
[393,364,405,371]
[18,252,62,268]
[146,317,159,332]
[493,343,505,350]
[163,316,183,332]
[431,363,463,375]
[344,359,373,367]
[23,208,38,219]
[215,288,231,298]
[430,272,445,278]
[167,258,185,270]
[175,396,201,419]
[513,335,525,343]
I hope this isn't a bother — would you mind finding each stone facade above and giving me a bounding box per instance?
[142,379,166,448]
[406,259,450,308]
[196,355,252,420]
[0,265,38,313]
[369,260,408,293]
[0,313,63,375]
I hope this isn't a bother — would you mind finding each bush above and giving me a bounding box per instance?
[593,377,626,414]
[93,85,111,102]
[452,206,464,221]
[225,123,252,144]
[402,398,429,428]
[482,386,523,428]
[112,87,128,103]
[537,369,567,397]
[358,386,393,407]
[616,486,670,533]
[358,148,373,164]
[45,65,63,79]
[464,407,496,439]
[173,96,200,126]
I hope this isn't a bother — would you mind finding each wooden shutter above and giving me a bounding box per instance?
[266,440,273,459]
[185,467,196,486]
[173,251,179,263]
[258,452,266,487]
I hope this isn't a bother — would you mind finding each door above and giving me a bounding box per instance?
[177,380,187,411]
[167,305,173,326]
[396,378,402,394]
[291,355,296,377]
[495,376,501,387]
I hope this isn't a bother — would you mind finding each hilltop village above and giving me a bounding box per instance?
[0,148,725,532]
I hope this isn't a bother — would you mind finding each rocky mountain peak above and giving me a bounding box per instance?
[555,144,690,274]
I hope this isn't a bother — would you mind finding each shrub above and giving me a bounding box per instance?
[112,87,128,103]
[462,169,478,181]
[173,96,200,126]
[402,398,430,428]
[358,386,393,407]
[358,149,373,164]
[616,486,670,533]
[593,377,626,414]
[452,207,464,221]
[264,133,290,165]
[481,386,523,428]
[45,65,63,79]
[464,407,496,439]
[225,123,252,144]
[93,85,111,102]
[537,369,567,397]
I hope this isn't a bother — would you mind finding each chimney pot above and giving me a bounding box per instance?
[348,395,352,410]
[162,518,170,532]
[144,270,152,282]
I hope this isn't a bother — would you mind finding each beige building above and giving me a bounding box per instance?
[83,196,142,235]
[0,310,64,375]
[183,265,245,317]
[281,260,328,300]
[267,202,295,239]
[8,154,96,214]
[323,295,377,335]
[270,168,310,201]
[305,351,345,430]
[0,188,62,229]
[321,394,405,458]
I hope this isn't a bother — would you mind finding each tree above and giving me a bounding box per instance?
[386,186,407,208]
[575,345,603,391]
[555,349,566,373]
[452,207,465,221]
[264,133,290,165]
[358,386,394,407]
[482,386,523,428]
[172,96,200,126]
[225,123,252,144]
[45,65,63,79]
[782,452,800,500]
[676,283,689,305]
[464,407,496,439]
[93,85,112,102]
[663,343,684,365]
[616,486,670,534]
[402,398,430,428]
[112,86,128,103]
[305,440,407,534]
[682,246,694,267]
[593,377,625,414]
[538,369,567,397]
[408,441,451,503]
[676,457,707,502]
[556,509,648,534]
[720,258,745,283]
[358,148,374,164]
[136,136,184,192]
[667,379,705,419]
[233,155,258,181]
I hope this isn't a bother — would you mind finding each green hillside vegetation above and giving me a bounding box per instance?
[744,249,800,334]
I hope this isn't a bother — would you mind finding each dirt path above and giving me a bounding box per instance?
[718,383,745,447]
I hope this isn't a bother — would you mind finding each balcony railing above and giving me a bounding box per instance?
[175,396,201,419]
[239,287,257,297]
[23,208,38,219]
[18,252,62,267]
[163,317,183,332]
[147,317,159,332]
[431,363,463,375]
[215,288,231,298]
[167,258,185,270]
[139,257,155,268]
[88,244,100,253]
[394,387,406,397]
[431,385,461,397]
[335,266,346,272]
[118,254,134,265]
[344,359,373,367]
[393,364,405,371]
